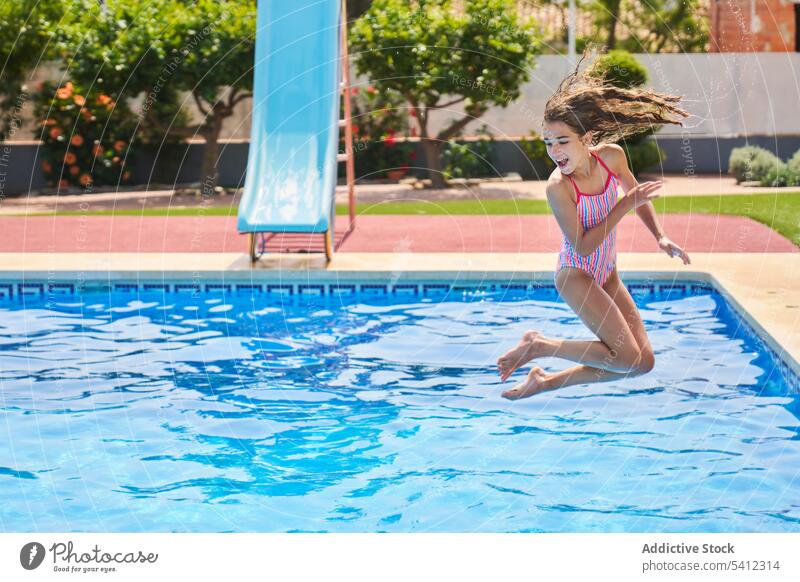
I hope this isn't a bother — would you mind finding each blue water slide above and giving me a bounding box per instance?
[238,0,342,258]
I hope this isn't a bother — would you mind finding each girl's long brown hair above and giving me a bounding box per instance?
[544,49,690,144]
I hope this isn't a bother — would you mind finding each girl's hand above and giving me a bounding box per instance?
[625,181,662,210]
[658,236,691,265]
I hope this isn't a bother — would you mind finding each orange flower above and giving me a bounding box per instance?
[122,171,132,180]
[97,94,112,106]
[64,152,77,164]
[41,118,56,127]
[73,95,85,106]
[49,127,62,139]
[352,87,359,95]
[69,165,80,176]
[113,140,126,153]
[106,100,116,110]
[112,156,120,163]
[58,179,70,188]
[366,86,376,94]
[56,82,74,100]
[79,173,92,186]
[80,108,93,121]
[92,144,104,157]
[71,135,84,147]
[41,160,52,173]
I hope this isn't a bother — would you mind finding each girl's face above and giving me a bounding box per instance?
[542,120,589,175]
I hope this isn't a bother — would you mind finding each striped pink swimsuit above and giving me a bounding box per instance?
[556,151,619,287]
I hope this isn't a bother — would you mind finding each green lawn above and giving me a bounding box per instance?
[31,192,800,247]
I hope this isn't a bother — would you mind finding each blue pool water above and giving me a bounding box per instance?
[0,280,798,533]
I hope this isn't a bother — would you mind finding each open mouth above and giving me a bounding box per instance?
[556,157,569,169]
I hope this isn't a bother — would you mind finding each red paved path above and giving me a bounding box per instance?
[0,214,796,253]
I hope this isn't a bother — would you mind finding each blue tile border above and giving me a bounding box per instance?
[18,283,44,297]
[392,284,417,295]
[143,283,170,292]
[48,283,75,295]
[0,279,764,299]
[360,284,387,295]
[205,284,231,293]
[114,283,138,292]
[298,284,325,297]
[265,284,292,296]
[628,283,656,295]
[330,284,356,296]
[175,283,200,294]
[423,283,450,295]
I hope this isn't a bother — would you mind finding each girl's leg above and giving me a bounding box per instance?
[497,267,645,379]
[601,269,654,372]
[502,364,629,399]
[502,269,655,400]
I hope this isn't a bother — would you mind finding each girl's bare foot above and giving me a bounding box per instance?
[502,367,551,400]
[497,330,544,381]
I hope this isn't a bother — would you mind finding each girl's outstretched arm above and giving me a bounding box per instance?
[604,144,691,265]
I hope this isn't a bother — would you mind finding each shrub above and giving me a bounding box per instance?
[443,140,495,179]
[787,149,800,174]
[623,138,665,175]
[587,49,648,90]
[729,145,782,184]
[760,163,800,187]
[443,126,496,180]
[519,131,555,177]
[33,81,136,189]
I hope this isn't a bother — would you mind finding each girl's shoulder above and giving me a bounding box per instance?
[590,143,626,177]
[546,169,577,204]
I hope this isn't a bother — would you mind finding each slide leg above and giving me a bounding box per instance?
[325,229,333,262]
[249,233,257,262]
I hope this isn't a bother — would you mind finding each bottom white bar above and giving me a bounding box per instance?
[1,533,798,581]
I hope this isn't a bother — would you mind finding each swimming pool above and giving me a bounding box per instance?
[0,277,798,533]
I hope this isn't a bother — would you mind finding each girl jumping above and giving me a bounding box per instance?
[497,55,692,400]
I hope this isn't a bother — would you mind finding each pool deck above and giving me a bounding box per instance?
[0,214,797,253]
[1,251,798,377]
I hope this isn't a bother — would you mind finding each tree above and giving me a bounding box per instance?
[587,0,623,50]
[587,0,708,53]
[0,0,61,141]
[618,0,708,53]
[56,0,255,193]
[350,0,539,188]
